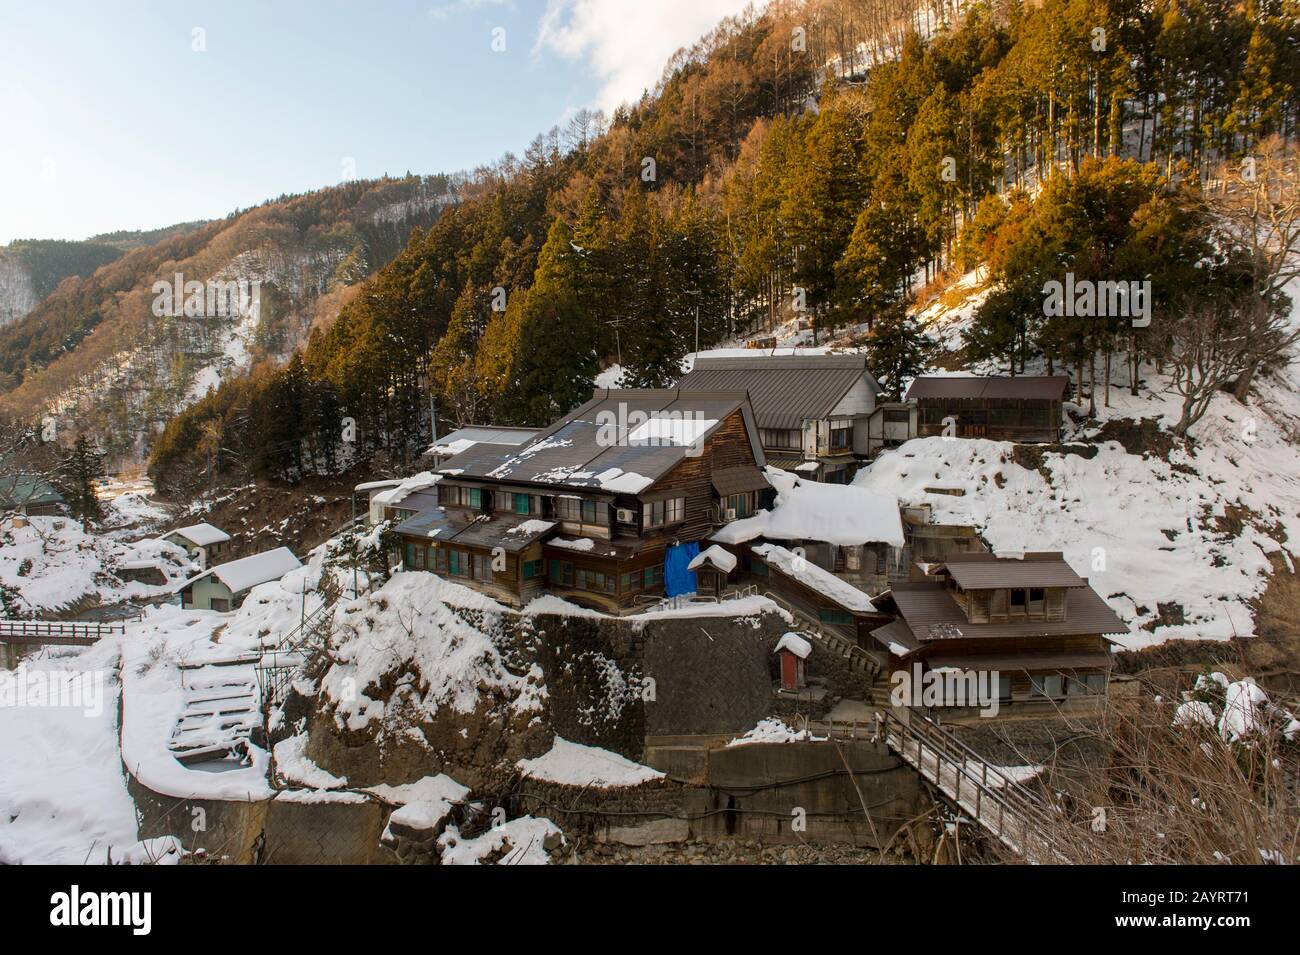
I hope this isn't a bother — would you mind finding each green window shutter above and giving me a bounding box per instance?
[404,543,414,567]
[514,493,530,514]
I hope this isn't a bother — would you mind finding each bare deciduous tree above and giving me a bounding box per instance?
[1210,136,1300,401]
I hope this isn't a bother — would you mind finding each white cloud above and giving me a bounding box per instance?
[534,0,757,113]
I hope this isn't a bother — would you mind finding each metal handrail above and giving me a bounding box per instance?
[761,590,878,677]
[881,708,1061,855]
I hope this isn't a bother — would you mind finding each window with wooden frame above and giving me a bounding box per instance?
[644,497,685,529]
[555,496,606,525]
[760,428,801,450]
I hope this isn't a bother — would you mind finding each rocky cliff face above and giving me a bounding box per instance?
[295,576,786,792]
[0,254,38,328]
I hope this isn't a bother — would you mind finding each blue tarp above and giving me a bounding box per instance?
[663,541,700,598]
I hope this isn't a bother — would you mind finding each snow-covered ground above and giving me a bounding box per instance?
[0,515,189,615]
[0,641,138,863]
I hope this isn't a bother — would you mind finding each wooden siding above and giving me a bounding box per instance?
[915,397,1062,443]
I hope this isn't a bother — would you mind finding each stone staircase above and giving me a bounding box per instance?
[761,591,880,694]
[170,659,261,764]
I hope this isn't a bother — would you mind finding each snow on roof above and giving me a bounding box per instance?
[548,536,596,552]
[688,544,737,573]
[354,479,404,493]
[751,543,878,612]
[371,472,440,508]
[427,425,541,458]
[775,632,812,659]
[447,389,754,494]
[516,737,664,788]
[626,416,717,447]
[166,522,230,546]
[179,547,302,595]
[713,466,904,548]
[505,519,557,538]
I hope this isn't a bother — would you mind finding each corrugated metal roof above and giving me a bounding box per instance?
[428,425,542,457]
[395,508,555,554]
[678,355,877,430]
[887,580,1128,639]
[938,552,1087,590]
[711,467,771,496]
[905,375,1069,401]
[439,389,762,495]
[872,619,921,653]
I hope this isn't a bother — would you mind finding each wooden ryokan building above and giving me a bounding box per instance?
[394,389,770,613]
[870,551,1127,713]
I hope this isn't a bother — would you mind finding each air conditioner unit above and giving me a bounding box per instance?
[616,508,636,523]
[724,508,737,521]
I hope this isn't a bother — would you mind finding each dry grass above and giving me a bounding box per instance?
[997,682,1300,864]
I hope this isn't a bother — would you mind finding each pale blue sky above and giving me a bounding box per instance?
[0,0,753,244]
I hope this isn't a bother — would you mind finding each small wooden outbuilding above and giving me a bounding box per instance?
[907,376,1069,443]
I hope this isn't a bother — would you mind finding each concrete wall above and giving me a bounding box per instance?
[529,610,786,761]
[517,739,926,848]
[128,772,394,864]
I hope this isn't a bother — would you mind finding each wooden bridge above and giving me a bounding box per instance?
[879,707,1064,862]
[0,618,127,647]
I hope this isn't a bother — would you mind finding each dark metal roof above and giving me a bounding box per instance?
[872,618,921,653]
[438,389,764,495]
[678,354,878,430]
[937,552,1087,590]
[395,508,555,554]
[905,376,1069,401]
[545,538,640,561]
[711,467,771,496]
[886,580,1129,639]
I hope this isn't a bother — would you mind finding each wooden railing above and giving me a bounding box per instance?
[0,618,127,646]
